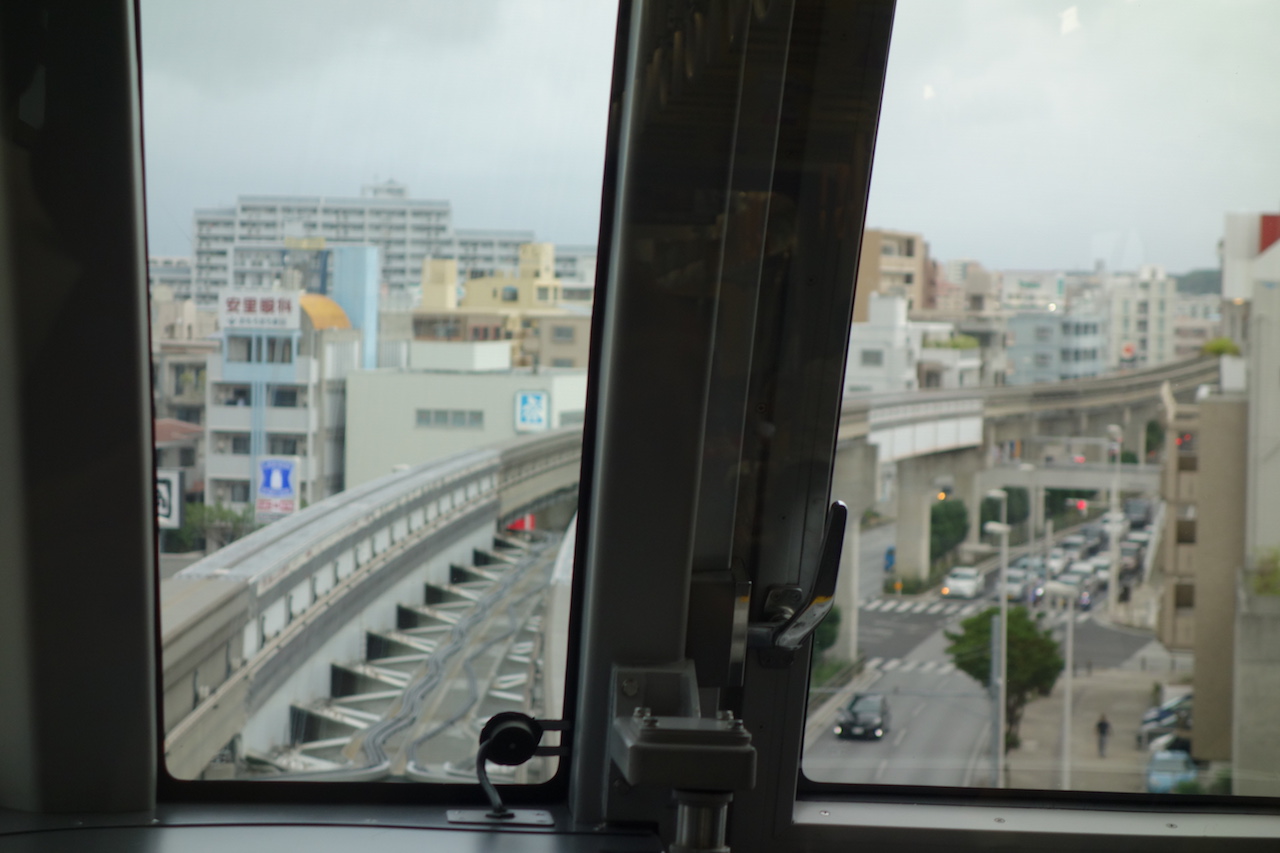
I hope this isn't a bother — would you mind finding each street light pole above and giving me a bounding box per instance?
[1106,424,1123,620]
[1062,587,1074,790]
[984,512,1011,790]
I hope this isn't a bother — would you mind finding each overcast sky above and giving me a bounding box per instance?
[141,0,1280,275]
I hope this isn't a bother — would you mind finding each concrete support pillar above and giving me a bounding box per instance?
[895,456,936,583]
[1031,482,1045,537]
[961,464,983,548]
[830,438,878,664]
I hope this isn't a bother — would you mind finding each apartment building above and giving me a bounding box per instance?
[1172,294,1224,359]
[203,291,361,514]
[853,228,929,321]
[1004,309,1107,385]
[1104,265,1177,368]
[409,245,593,370]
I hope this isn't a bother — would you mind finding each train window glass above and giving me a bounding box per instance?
[143,0,615,782]
[805,0,1280,799]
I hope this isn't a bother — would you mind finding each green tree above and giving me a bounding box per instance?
[1202,336,1241,357]
[945,606,1063,753]
[930,499,968,562]
[1145,419,1164,458]
[981,487,1029,528]
[813,605,841,654]
[167,502,257,553]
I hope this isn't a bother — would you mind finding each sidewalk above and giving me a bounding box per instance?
[1004,641,1187,792]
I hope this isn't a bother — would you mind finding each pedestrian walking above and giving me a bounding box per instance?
[1096,714,1111,758]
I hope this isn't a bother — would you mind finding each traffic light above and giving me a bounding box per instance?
[1076,499,1088,514]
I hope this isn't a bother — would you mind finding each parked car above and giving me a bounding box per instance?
[834,692,891,740]
[1126,497,1154,530]
[941,566,983,599]
[1089,554,1113,587]
[1060,533,1089,560]
[1146,750,1198,793]
[1046,548,1069,577]
[1143,693,1193,726]
[1003,567,1029,601]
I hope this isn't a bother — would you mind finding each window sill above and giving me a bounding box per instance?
[794,799,1280,848]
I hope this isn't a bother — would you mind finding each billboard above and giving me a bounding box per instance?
[219,289,302,330]
[156,469,183,530]
[514,390,550,433]
[255,455,301,523]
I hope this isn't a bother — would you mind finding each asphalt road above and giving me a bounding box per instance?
[808,562,1159,787]
[805,629,993,787]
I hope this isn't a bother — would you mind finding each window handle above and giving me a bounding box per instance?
[750,501,847,652]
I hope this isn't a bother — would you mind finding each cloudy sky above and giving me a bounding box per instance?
[141,0,1280,274]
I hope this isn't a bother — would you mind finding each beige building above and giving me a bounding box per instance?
[151,286,220,425]
[344,344,587,488]
[411,245,592,369]
[853,229,928,321]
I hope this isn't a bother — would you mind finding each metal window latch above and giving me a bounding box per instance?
[748,501,846,654]
[446,712,571,829]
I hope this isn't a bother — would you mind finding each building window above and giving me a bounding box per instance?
[1176,519,1197,544]
[227,336,253,362]
[268,435,302,456]
[551,326,575,343]
[551,358,574,367]
[537,286,551,301]
[1035,326,1052,342]
[1175,583,1195,609]
[415,409,484,429]
[860,349,883,367]
[229,481,250,503]
[270,387,299,407]
[501,286,519,302]
[178,447,196,467]
[1034,353,1052,368]
[231,434,250,455]
[265,336,293,364]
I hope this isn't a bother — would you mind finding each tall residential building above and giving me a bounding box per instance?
[149,256,193,294]
[1004,309,1106,385]
[204,292,362,511]
[853,229,928,321]
[1104,265,1177,368]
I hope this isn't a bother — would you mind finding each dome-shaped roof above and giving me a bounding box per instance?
[300,293,352,330]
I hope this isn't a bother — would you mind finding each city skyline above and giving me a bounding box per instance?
[141,1,1280,275]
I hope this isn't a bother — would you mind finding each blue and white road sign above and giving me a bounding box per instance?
[256,456,300,522]
[514,390,550,433]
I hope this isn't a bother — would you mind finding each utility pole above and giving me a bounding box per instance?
[1045,579,1075,790]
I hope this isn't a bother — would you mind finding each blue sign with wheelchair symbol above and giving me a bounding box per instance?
[515,391,549,432]
[259,458,296,498]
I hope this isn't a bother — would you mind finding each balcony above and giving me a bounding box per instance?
[264,406,314,432]
[207,405,252,430]
[205,453,253,480]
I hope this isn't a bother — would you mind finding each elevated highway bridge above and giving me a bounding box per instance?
[160,357,1218,779]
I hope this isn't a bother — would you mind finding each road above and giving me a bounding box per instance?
[808,536,1157,787]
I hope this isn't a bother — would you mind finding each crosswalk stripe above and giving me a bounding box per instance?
[943,603,961,615]
[958,603,979,617]
[883,600,906,613]
[926,602,945,614]
[938,662,956,675]
[880,658,901,671]
[865,657,883,670]
[863,599,885,612]
[910,601,930,614]
[919,660,937,672]
[1076,612,1091,623]
[899,660,919,672]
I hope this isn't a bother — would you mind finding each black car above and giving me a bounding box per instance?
[834,693,891,740]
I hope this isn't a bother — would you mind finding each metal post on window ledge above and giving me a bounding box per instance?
[984,509,1010,790]
[1062,589,1075,791]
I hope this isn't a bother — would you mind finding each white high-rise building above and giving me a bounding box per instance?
[1104,264,1177,369]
